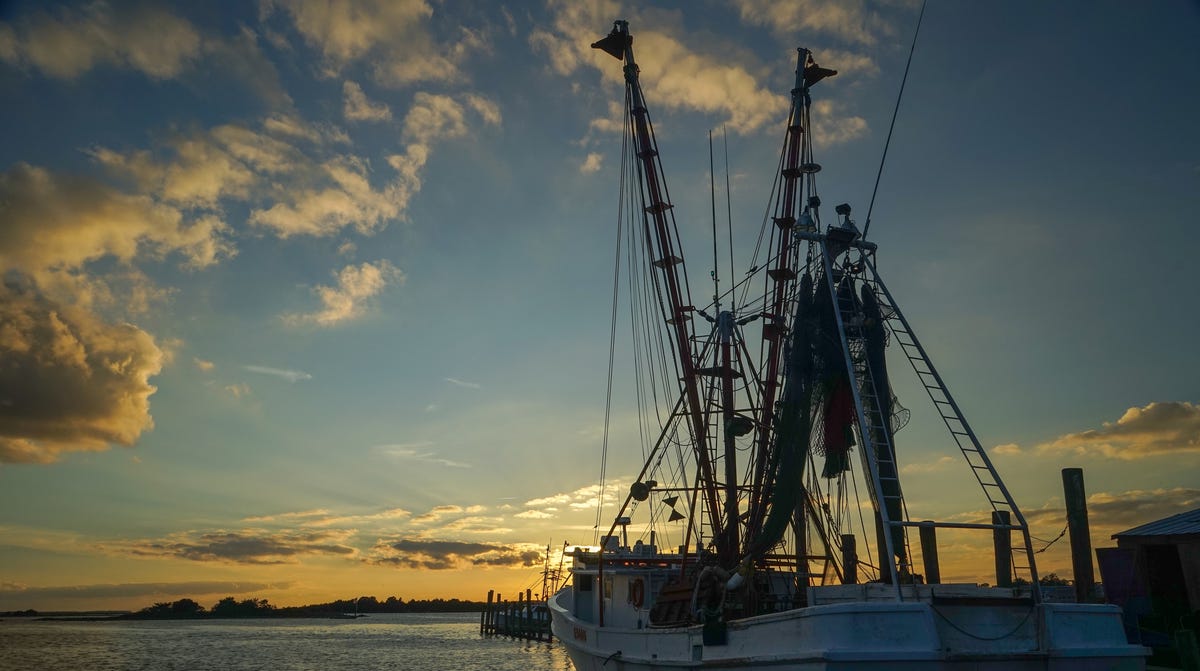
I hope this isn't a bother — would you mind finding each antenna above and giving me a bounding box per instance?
[862,0,927,240]
[709,129,720,311]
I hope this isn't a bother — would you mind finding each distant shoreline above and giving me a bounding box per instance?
[3,597,487,621]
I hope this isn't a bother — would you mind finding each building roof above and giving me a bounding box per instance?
[1112,507,1200,539]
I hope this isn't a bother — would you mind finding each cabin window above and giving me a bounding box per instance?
[604,576,614,600]
[577,575,593,592]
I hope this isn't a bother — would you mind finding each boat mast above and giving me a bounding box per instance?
[745,49,836,551]
[592,21,726,559]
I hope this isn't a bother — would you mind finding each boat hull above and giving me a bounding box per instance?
[548,587,1146,670]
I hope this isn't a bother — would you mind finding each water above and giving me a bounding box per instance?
[0,612,574,671]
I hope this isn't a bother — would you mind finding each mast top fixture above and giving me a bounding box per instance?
[592,20,631,61]
[801,51,837,88]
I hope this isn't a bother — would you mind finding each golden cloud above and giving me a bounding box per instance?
[1037,401,1200,459]
[0,3,201,79]
[0,281,163,464]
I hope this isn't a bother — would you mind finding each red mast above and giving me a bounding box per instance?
[593,22,725,557]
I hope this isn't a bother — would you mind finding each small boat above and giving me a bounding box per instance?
[548,20,1147,670]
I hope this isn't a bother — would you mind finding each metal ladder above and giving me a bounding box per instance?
[859,255,1041,591]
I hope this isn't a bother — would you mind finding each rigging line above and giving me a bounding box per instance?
[596,99,634,543]
[709,129,720,312]
[723,125,736,311]
[862,0,927,241]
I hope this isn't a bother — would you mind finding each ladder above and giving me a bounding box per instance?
[859,255,1041,593]
[830,268,915,583]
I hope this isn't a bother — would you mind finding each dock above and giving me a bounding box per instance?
[479,588,552,642]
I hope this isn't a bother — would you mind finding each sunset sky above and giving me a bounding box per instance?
[2,0,1198,612]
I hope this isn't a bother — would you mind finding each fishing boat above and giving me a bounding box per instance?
[547,20,1146,670]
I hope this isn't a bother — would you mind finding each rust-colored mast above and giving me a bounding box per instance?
[592,21,724,553]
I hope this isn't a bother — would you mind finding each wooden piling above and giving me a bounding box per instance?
[919,521,940,585]
[841,534,857,584]
[993,510,1012,587]
[1062,467,1095,602]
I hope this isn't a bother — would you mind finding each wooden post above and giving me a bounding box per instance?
[874,510,893,584]
[919,522,940,585]
[841,534,857,584]
[482,590,493,634]
[1062,467,1095,602]
[993,510,1012,587]
[525,588,532,638]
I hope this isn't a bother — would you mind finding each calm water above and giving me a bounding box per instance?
[0,612,573,671]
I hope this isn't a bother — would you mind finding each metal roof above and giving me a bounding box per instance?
[1112,507,1200,539]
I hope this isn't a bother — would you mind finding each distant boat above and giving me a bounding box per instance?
[548,19,1147,670]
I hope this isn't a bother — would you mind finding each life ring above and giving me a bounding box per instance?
[630,578,645,608]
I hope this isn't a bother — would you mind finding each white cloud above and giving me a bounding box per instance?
[379,444,471,468]
[444,377,481,390]
[515,510,554,519]
[580,152,603,174]
[283,260,403,327]
[243,365,312,383]
[193,358,215,372]
[992,443,1022,456]
[343,81,392,121]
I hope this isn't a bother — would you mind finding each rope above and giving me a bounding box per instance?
[862,0,927,240]
[1033,523,1069,554]
[930,601,1036,641]
[594,95,632,543]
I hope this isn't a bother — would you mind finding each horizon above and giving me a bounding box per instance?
[2,0,1198,613]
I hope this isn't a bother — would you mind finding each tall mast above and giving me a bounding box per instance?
[746,49,836,546]
[592,21,725,558]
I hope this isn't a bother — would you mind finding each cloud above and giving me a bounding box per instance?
[106,529,357,565]
[515,510,553,519]
[193,358,215,372]
[1,581,288,601]
[731,0,884,45]
[242,509,331,523]
[900,455,955,474]
[444,377,481,389]
[368,538,540,570]
[223,383,251,398]
[530,4,785,133]
[343,81,392,121]
[379,443,470,468]
[580,152,603,174]
[411,504,468,523]
[265,0,487,86]
[0,163,233,281]
[0,280,163,464]
[524,483,610,510]
[283,260,403,326]
[811,99,869,145]
[992,443,1022,455]
[1037,402,1200,460]
[0,2,201,79]
[243,365,312,383]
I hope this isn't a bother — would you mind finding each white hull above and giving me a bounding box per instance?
[549,585,1146,670]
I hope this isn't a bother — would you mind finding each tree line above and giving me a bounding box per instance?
[2,595,487,619]
[121,595,485,619]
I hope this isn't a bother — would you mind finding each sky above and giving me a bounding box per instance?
[1,0,1198,612]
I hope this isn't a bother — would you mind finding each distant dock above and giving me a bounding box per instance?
[480,589,552,642]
